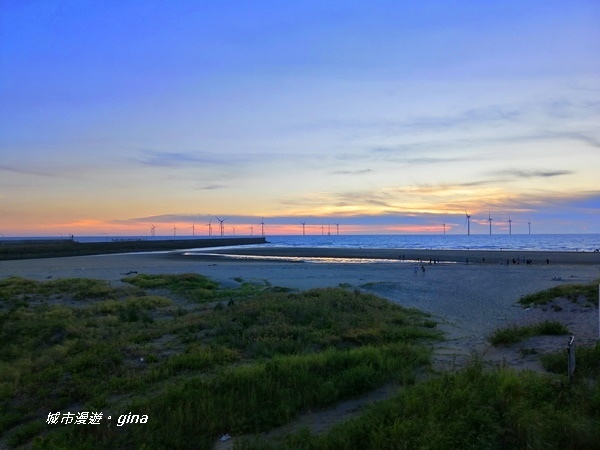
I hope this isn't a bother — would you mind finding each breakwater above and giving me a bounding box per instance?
[0,237,267,261]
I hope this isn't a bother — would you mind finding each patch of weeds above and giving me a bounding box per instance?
[42,278,116,300]
[5,420,45,447]
[422,319,438,328]
[542,342,600,376]
[489,320,570,346]
[519,281,600,307]
[206,287,441,359]
[519,347,538,357]
[266,286,291,293]
[1,277,442,449]
[242,362,600,450]
[122,273,219,302]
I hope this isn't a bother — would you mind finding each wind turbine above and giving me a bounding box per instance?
[259,218,265,236]
[172,225,177,237]
[508,215,512,235]
[488,212,493,235]
[334,222,339,236]
[327,224,331,236]
[442,223,446,235]
[528,220,531,235]
[465,211,471,236]
[215,217,227,236]
[300,221,306,236]
[207,218,213,236]
[150,224,156,237]
[321,225,324,235]
[191,223,196,236]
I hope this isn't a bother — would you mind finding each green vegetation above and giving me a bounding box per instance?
[238,362,600,450]
[489,320,570,346]
[0,275,438,449]
[3,274,599,449]
[541,342,600,377]
[519,281,599,307]
[122,273,220,301]
[0,276,120,302]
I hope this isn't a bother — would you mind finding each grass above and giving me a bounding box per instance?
[3,274,599,449]
[0,275,439,449]
[237,361,600,450]
[489,320,570,346]
[541,341,600,377]
[122,273,220,302]
[519,281,600,307]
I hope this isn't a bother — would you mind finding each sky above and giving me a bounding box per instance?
[1,0,599,237]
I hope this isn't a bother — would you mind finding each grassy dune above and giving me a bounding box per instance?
[2,275,599,449]
[0,275,438,449]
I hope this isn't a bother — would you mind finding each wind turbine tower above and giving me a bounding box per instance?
[300,221,306,236]
[528,220,531,235]
[508,215,513,235]
[488,212,493,235]
[150,224,156,237]
[334,223,339,235]
[442,223,446,235]
[259,218,265,236]
[465,212,471,236]
[207,218,213,236]
[172,225,177,237]
[215,217,227,236]
[191,223,196,236]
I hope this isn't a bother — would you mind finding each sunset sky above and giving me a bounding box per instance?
[1,0,599,236]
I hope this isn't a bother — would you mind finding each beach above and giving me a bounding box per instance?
[1,247,599,372]
[2,246,600,447]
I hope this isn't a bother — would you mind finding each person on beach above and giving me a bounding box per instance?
[421,265,426,275]
[414,266,418,275]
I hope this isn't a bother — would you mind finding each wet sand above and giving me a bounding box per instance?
[183,246,600,265]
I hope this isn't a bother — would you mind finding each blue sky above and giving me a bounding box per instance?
[1,0,599,236]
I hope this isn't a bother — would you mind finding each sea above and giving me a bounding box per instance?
[4,234,599,253]
[260,234,600,253]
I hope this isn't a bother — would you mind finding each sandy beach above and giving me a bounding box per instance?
[2,246,599,448]
[1,247,599,372]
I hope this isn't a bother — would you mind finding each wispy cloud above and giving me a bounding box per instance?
[304,98,600,163]
[330,168,373,175]
[197,184,227,190]
[136,150,236,167]
[490,169,574,179]
[0,163,79,178]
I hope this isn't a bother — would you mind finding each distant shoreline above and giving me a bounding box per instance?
[0,237,267,261]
